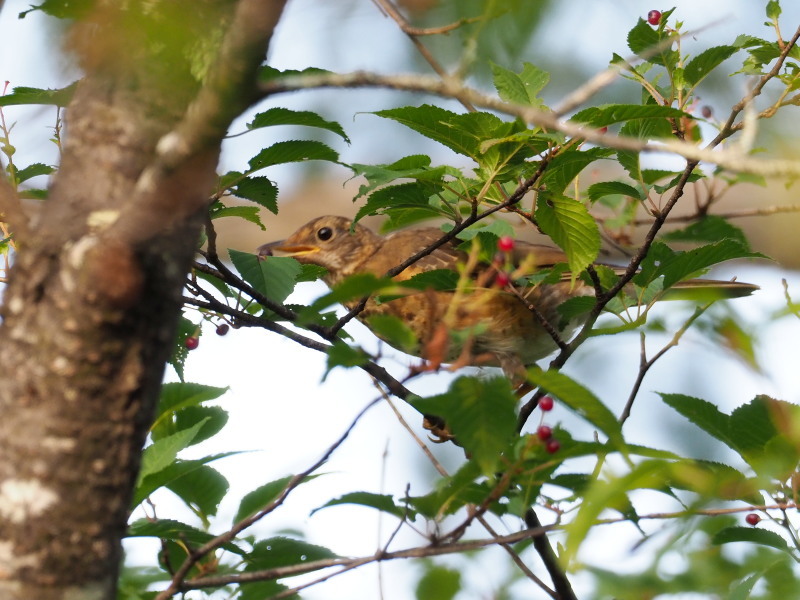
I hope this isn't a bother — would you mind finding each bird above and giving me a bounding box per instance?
[257,215,758,384]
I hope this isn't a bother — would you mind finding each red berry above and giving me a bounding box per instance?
[598,126,608,134]
[545,439,561,454]
[497,236,515,253]
[216,323,230,336]
[538,396,554,412]
[647,10,661,25]
[494,272,511,288]
[536,425,553,441]
[745,513,761,526]
[185,336,200,350]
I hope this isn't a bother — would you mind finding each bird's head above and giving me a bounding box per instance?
[257,215,383,284]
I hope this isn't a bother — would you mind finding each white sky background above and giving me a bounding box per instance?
[2,1,800,599]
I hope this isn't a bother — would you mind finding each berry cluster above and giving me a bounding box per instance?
[537,396,560,453]
[493,236,515,288]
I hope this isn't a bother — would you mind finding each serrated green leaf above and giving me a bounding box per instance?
[572,104,687,128]
[658,240,765,288]
[586,181,643,203]
[127,518,243,554]
[683,45,738,87]
[247,140,339,172]
[491,61,549,107]
[350,155,454,200]
[525,368,625,450]
[354,181,443,224]
[15,162,55,183]
[247,107,350,142]
[540,147,613,195]
[229,250,301,303]
[627,17,679,68]
[172,405,229,446]
[660,393,735,448]
[137,419,209,485]
[209,204,265,230]
[238,580,290,600]
[410,376,517,476]
[712,526,790,552]
[235,476,294,523]
[535,193,601,283]
[312,491,409,520]
[0,82,77,107]
[234,176,278,214]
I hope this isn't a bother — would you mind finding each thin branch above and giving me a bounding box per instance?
[155,394,384,600]
[525,509,578,600]
[372,0,479,36]
[259,69,800,178]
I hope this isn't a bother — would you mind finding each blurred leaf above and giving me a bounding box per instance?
[662,216,750,250]
[247,107,350,142]
[660,393,736,449]
[0,82,77,107]
[14,162,55,183]
[712,526,790,553]
[535,192,601,284]
[312,491,410,520]
[127,518,243,554]
[410,377,517,476]
[238,580,291,600]
[325,341,370,374]
[364,314,419,354]
[586,181,644,203]
[526,368,625,450]
[416,565,461,600]
[209,203,265,230]
[658,240,765,288]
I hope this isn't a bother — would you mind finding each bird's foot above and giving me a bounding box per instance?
[422,414,454,444]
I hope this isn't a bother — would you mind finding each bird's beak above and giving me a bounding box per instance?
[257,240,320,259]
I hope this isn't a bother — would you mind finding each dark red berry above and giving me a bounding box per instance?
[745,513,761,526]
[537,425,553,441]
[497,236,515,253]
[539,396,554,412]
[701,105,713,119]
[216,323,230,336]
[545,439,561,454]
[647,10,661,25]
[185,336,200,350]
[494,272,511,288]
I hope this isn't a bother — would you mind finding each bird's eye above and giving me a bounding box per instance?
[317,227,333,241]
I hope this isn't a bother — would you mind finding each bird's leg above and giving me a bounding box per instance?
[421,414,455,443]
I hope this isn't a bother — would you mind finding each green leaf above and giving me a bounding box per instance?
[154,382,228,431]
[354,181,443,225]
[410,376,518,476]
[0,82,77,107]
[683,45,738,87]
[363,314,419,354]
[659,393,736,448]
[235,475,306,523]
[491,61,549,107]
[571,104,687,128]
[325,341,370,373]
[166,464,229,518]
[172,405,229,446]
[137,419,209,484]
[229,250,301,303]
[312,491,410,520]
[586,181,644,203]
[525,368,625,450]
[247,537,339,570]
[247,107,350,142]
[662,215,750,249]
[540,147,613,195]
[127,518,243,554]
[657,240,765,288]
[535,193,601,283]
[713,526,790,553]
[416,565,461,600]
[247,140,339,172]
[133,453,237,507]
[234,176,278,214]
[15,162,55,183]
[627,17,679,68]
[209,204,265,230]
[766,0,781,20]
[350,155,453,200]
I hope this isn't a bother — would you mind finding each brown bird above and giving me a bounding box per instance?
[257,215,758,382]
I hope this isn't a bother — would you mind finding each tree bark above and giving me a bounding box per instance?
[0,1,287,598]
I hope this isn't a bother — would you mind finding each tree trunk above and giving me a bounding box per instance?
[0,2,286,597]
